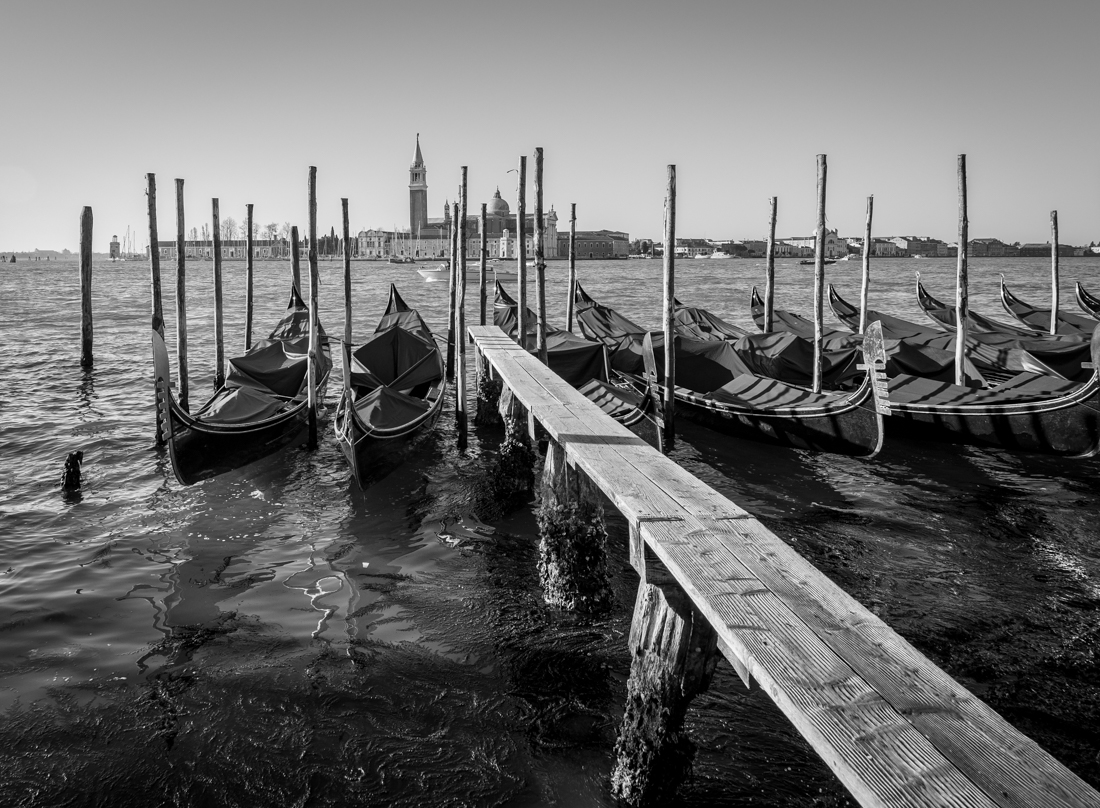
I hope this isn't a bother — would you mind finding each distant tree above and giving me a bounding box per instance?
[189,227,198,242]
[279,222,290,240]
[222,217,238,241]
[264,223,278,242]
[201,223,210,243]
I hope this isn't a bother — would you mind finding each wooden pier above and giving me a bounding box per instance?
[470,323,1100,808]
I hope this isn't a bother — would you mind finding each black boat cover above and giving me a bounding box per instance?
[353,384,431,429]
[226,337,310,398]
[709,374,856,409]
[351,325,443,393]
[888,371,1082,407]
[494,282,607,386]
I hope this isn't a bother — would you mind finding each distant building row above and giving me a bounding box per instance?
[642,234,1094,259]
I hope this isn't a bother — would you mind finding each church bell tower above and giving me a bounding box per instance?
[409,134,428,236]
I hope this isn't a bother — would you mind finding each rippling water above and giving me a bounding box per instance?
[1,256,1098,806]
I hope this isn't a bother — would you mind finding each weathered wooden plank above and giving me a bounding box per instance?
[470,324,1100,808]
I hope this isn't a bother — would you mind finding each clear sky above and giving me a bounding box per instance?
[2,0,1098,252]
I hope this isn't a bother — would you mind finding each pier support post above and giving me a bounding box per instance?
[490,386,534,499]
[456,169,469,447]
[536,439,611,612]
[764,196,776,333]
[175,179,189,412]
[474,350,503,426]
[611,563,718,805]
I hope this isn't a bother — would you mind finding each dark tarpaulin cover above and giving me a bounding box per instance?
[603,331,753,394]
[198,385,286,424]
[351,326,443,392]
[708,374,850,410]
[730,331,862,389]
[354,385,431,430]
[493,287,607,386]
[674,305,750,341]
[888,371,1082,407]
[226,337,310,398]
[1002,285,1097,337]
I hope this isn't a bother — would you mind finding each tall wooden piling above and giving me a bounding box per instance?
[566,203,577,332]
[534,147,548,365]
[456,168,469,443]
[611,563,718,805]
[211,198,225,389]
[290,226,301,295]
[479,203,488,326]
[79,207,93,368]
[859,195,873,334]
[812,155,827,394]
[1050,210,1060,335]
[516,155,528,348]
[306,166,319,451]
[662,165,676,450]
[955,155,969,386]
[174,178,189,412]
[245,203,254,351]
[147,174,163,340]
[341,198,352,397]
[446,203,458,381]
[764,196,777,333]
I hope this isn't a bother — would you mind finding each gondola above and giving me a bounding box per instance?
[1076,282,1100,320]
[999,278,1097,337]
[824,286,1100,455]
[152,286,332,486]
[333,285,446,489]
[823,284,1094,383]
[916,276,1077,338]
[575,284,887,457]
[493,281,650,426]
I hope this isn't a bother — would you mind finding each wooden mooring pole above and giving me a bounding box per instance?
[245,202,254,351]
[211,198,225,389]
[662,165,676,450]
[79,206,93,368]
[812,155,827,394]
[456,168,469,444]
[446,202,458,382]
[175,179,189,412]
[516,155,528,348]
[147,174,163,340]
[764,196,776,333]
[1050,210,1060,335]
[859,195,873,334]
[341,197,352,398]
[291,225,301,295]
[479,203,488,326]
[566,203,577,333]
[534,147,548,365]
[306,166,319,451]
[955,155,968,387]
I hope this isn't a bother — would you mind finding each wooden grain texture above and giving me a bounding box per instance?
[479,203,488,326]
[534,148,548,364]
[174,178,189,413]
[469,323,1100,808]
[663,166,676,447]
[147,174,163,339]
[291,226,301,295]
[860,195,874,334]
[567,203,577,332]
[457,169,468,438]
[1050,210,1060,336]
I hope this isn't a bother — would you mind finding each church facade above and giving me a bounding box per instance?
[358,136,559,260]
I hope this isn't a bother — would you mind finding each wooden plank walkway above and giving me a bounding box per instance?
[470,325,1100,808]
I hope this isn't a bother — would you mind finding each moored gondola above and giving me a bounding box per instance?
[152,286,332,486]
[576,284,887,456]
[999,277,1097,337]
[916,276,1072,338]
[333,285,446,488]
[1076,282,1100,320]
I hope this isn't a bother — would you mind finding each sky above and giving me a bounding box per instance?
[2,0,1099,252]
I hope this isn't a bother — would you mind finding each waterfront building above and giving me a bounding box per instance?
[781,228,847,259]
[150,238,298,260]
[561,230,630,259]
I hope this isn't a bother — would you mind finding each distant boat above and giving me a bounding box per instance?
[799,259,836,266]
[709,251,732,259]
[9,255,15,263]
[913,254,925,259]
[417,263,449,281]
[693,253,709,260]
[389,256,415,264]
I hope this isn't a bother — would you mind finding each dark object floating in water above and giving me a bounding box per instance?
[61,450,83,491]
[799,259,835,265]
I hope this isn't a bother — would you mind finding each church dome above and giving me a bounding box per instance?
[486,187,510,217]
